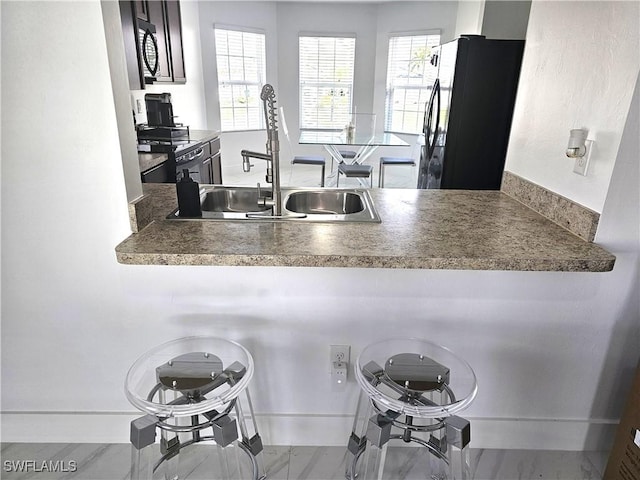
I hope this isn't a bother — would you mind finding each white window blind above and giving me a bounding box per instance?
[385,33,440,134]
[299,35,355,130]
[214,28,266,131]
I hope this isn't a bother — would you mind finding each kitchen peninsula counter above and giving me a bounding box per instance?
[115,184,615,272]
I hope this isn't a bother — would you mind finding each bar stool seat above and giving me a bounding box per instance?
[339,150,358,160]
[291,155,326,187]
[337,163,373,187]
[346,338,477,480]
[125,336,266,480]
[378,156,416,187]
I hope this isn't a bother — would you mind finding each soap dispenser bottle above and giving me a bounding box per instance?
[176,169,202,217]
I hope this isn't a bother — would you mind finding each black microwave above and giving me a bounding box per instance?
[137,20,159,84]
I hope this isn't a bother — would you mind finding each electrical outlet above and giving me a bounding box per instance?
[330,345,350,389]
[330,345,350,365]
[573,156,588,175]
[332,362,348,385]
[136,99,143,114]
[573,140,593,176]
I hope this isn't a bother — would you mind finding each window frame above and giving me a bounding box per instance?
[298,33,356,131]
[384,30,441,135]
[213,25,267,133]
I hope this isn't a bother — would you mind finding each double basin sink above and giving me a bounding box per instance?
[168,186,381,223]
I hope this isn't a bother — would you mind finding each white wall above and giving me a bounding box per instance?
[504,0,639,213]
[481,0,530,40]
[454,0,485,37]
[1,0,639,451]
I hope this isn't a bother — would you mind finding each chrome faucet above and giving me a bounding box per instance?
[240,84,282,216]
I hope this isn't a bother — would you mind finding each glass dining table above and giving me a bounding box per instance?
[298,130,410,186]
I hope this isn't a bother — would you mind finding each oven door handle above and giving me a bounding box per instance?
[190,147,205,160]
[177,147,205,165]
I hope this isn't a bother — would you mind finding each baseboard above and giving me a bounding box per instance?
[0,412,617,451]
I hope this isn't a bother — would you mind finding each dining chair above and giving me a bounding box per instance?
[280,107,326,187]
[378,133,424,187]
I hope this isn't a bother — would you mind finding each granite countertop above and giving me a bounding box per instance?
[115,184,615,272]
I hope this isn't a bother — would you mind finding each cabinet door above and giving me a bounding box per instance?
[146,0,171,82]
[120,1,144,90]
[141,160,175,183]
[202,157,214,185]
[165,0,186,83]
[210,152,222,184]
[208,138,222,184]
[134,0,149,21]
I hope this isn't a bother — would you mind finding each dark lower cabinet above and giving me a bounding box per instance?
[209,139,222,184]
[176,138,222,185]
[141,160,175,183]
[141,137,221,184]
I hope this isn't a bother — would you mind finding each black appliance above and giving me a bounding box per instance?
[418,35,524,190]
[145,93,176,127]
[138,20,159,84]
[138,137,208,184]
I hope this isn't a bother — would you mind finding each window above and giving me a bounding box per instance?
[214,27,266,131]
[299,35,356,130]
[385,33,440,134]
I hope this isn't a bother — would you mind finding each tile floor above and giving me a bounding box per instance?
[0,443,610,479]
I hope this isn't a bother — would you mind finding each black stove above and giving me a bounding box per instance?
[137,124,211,183]
[137,137,203,156]
[136,125,201,156]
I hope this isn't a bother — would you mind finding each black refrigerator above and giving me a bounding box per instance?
[418,35,524,189]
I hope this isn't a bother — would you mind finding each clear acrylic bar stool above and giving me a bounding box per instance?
[346,338,477,480]
[125,336,266,480]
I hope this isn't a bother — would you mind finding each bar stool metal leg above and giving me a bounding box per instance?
[345,389,374,479]
[361,412,394,479]
[130,415,157,480]
[446,416,472,480]
[235,389,266,479]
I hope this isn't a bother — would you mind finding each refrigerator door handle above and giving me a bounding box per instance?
[425,78,441,159]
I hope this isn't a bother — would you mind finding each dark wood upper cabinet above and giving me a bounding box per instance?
[120,1,144,90]
[134,0,149,22]
[165,0,186,83]
[120,0,186,89]
[146,0,171,82]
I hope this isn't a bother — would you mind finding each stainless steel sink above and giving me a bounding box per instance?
[285,190,365,215]
[201,186,271,215]
[167,186,380,223]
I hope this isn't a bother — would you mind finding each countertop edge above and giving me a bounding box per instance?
[115,251,615,272]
